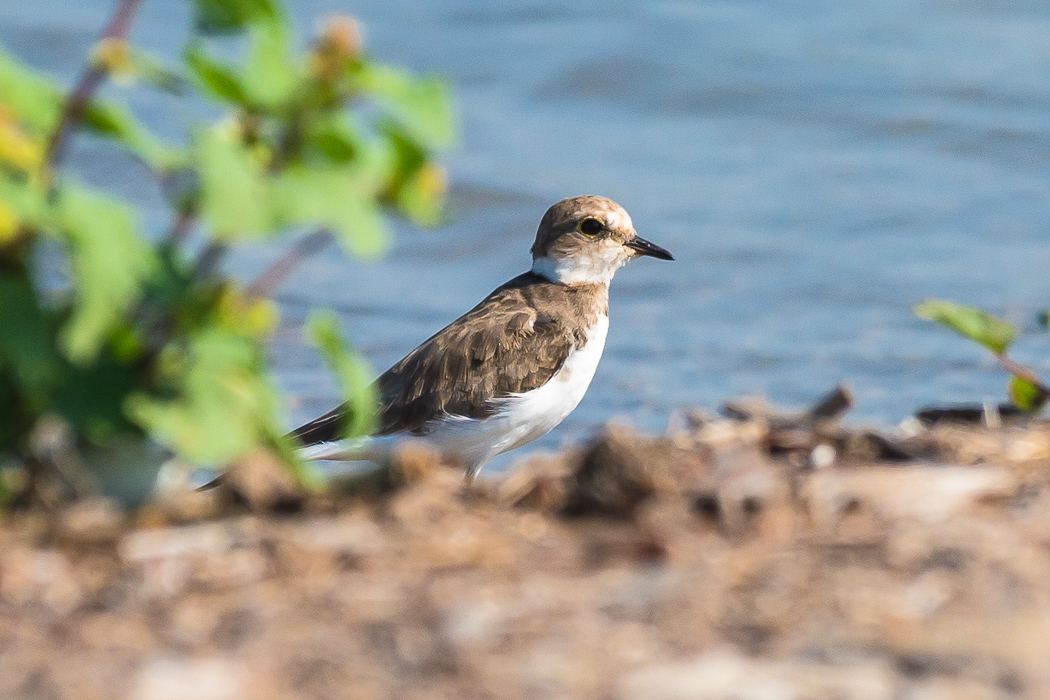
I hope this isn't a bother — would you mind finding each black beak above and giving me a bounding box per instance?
[626,236,674,261]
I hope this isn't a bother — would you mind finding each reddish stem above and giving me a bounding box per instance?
[245,229,331,299]
[43,0,145,174]
[996,353,1050,395]
[165,207,196,245]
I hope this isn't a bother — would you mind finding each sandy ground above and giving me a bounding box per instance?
[4,400,1050,700]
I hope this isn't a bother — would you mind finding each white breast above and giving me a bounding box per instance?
[494,313,609,446]
[419,313,610,475]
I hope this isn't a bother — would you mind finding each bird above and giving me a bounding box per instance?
[293,195,674,479]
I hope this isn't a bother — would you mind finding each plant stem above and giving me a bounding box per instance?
[996,353,1050,394]
[246,229,331,299]
[269,112,304,173]
[165,207,196,245]
[43,0,145,176]
[193,241,228,282]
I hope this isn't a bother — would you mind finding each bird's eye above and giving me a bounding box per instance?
[578,218,603,236]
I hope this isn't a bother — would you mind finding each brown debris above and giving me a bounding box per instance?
[498,452,574,512]
[561,424,696,518]
[219,448,304,513]
[5,390,1050,698]
[53,498,125,547]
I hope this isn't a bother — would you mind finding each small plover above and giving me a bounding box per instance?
[294,195,673,478]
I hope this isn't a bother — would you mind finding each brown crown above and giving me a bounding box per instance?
[530,195,635,260]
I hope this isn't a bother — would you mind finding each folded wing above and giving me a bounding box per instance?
[292,273,594,446]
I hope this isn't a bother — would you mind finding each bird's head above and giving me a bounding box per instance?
[530,195,673,285]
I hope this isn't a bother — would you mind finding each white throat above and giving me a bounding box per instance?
[531,252,625,285]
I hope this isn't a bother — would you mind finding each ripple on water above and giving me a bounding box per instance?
[7,0,1050,468]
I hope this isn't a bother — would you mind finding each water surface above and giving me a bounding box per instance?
[5,1,1050,469]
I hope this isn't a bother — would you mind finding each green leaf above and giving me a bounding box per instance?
[357,64,455,150]
[381,129,445,226]
[126,47,187,95]
[145,242,197,308]
[396,163,446,227]
[196,126,271,238]
[0,175,48,229]
[184,43,251,105]
[51,351,142,442]
[0,47,61,134]
[0,369,32,451]
[191,0,281,35]
[271,165,390,257]
[0,459,22,506]
[215,285,279,338]
[83,101,173,167]
[127,326,280,464]
[915,300,1017,355]
[0,117,43,175]
[1038,309,1049,332]
[241,18,297,109]
[0,270,60,394]
[0,47,172,167]
[306,311,377,439]
[302,116,360,164]
[55,186,154,363]
[1008,375,1049,414]
[93,38,186,95]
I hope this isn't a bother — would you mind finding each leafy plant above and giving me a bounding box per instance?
[915,300,1050,413]
[0,0,454,503]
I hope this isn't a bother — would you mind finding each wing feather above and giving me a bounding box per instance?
[292,273,604,445]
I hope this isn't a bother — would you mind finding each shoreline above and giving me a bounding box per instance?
[2,397,1050,698]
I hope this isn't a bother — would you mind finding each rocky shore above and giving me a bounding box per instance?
[3,390,1050,700]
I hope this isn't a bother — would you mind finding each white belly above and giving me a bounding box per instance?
[422,313,609,473]
[300,315,610,477]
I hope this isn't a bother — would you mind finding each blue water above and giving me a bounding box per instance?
[6,1,1050,469]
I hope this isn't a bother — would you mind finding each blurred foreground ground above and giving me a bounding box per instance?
[4,396,1050,700]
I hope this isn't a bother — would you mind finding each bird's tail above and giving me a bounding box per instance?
[296,434,403,462]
